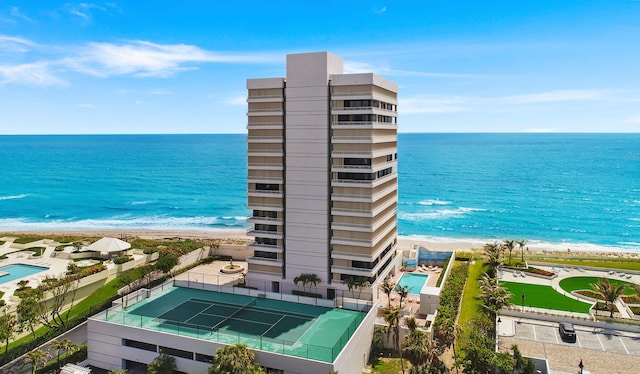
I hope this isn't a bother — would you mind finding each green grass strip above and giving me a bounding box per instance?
[501,281,592,314]
[458,260,486,329]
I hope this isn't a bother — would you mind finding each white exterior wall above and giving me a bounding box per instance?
[284,52,343,284]
[87,311,375,374]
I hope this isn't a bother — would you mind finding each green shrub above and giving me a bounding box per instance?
[432,262,468,332]
[292,289,322,298]
[113,255,133,265]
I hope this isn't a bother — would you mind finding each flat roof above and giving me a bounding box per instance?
[96,286,366,363]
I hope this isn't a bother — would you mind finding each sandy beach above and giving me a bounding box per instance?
[3,229,638,258]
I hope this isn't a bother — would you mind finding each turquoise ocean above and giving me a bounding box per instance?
[1,133,639,252]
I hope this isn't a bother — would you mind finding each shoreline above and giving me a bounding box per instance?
[2,229,638,257]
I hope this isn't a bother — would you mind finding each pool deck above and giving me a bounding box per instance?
[0,237,143,306]
[377,267,442,326]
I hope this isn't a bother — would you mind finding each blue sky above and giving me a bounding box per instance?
[1,1,639,134]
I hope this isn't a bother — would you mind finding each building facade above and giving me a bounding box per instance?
[246,52,399,296]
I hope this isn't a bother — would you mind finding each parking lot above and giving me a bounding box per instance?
[499,317,640,373]
[510,320,640,356]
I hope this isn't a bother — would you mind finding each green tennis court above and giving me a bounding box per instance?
[104,286,365,362]
[501,281,592,313]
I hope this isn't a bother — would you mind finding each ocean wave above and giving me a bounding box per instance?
[0,194,29,201]
[398,207,484,221]
[0,215,250,232]
[128,200,154,206]
[417,200,452,206]
[399,234,639,253]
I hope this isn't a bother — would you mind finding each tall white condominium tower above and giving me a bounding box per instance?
[246,52,398,297]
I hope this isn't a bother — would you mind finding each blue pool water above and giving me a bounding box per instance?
[397,273,429,294]
[0,264,48,284]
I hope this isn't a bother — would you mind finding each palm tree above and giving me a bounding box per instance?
[503,240,515,266]
[380,280,395,309]
[516,239,527,263]
[479,273,512,320]
[51,339,66,369]
[382,307,404,374]
[293,273,321,293]
[591,278,627,318]
[483,242,503,278]
[394,284,411,310]
[22,349,50,374]
[402,329,429,372]
[57,338,78,366]
[209,343,265,374]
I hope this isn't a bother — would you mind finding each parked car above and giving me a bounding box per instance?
[559,322,576,342]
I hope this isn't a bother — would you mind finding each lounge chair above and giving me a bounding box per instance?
[578,266,585,272]
[520,271,526,277]
[513,270,518,277]
[620,272,626,277]
[609,270,615,275]
[626,274,633,279]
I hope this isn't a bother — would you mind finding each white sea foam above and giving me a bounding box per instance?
[0,215,250,232]
[399,207,485,221]
[128,200,153,206]
[0,194,29,201]
[399,234,638,253]
[417,200,452,206]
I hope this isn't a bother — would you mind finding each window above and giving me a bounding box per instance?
[123,339,156,352]
[256,237,277,246]
[160,346,193,360]
[386,154,393,162]
[377,167,393,178]
[254,251,278,259]
[344,158,371,166]
[337,172,375,181]
[255,224,277,232]
[253,210,277,219]
[337,114,375,122]
[195,353,214,363]
[256,183,279,191]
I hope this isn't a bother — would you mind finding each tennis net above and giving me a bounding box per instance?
[211,298,257,330]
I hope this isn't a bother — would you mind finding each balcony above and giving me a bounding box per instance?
[331,184,396,203]
[247,256,283,267]
[331,147,397,159]
[331,244,396,277]
[247,136,284,143]
[247,150,284,157]
[247,122,283,130]
[247,202,283,212]
[247,216,283,225]
[246,229,283,240]
[331,135,397,144]
[247,95,284,103]
[247,108,283,117]
[247,190,283,199]
[247,163,284,171]
[330,221,373,232]
[246,242,283,253]
[247,175,283,184]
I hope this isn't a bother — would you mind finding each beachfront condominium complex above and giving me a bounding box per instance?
[246,52,399,296]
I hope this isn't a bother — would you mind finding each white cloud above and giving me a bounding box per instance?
[149,89,173,95]
[402,89,613,114]
[9,6,34,23]
[67,40,279,78]
[0,62,65,86]
[374,6,387,14]
[223,95,247,106]
[501,90,606,104]
[0,35,36,52]
[67,3,107,20]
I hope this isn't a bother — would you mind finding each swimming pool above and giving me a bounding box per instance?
[0,264,49,284]
[397,273,429,294]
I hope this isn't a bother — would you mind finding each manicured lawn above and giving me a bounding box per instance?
[458,261,486,329]
[501,281,592,314]
[559,276,637,296]
[529,256,640,272]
